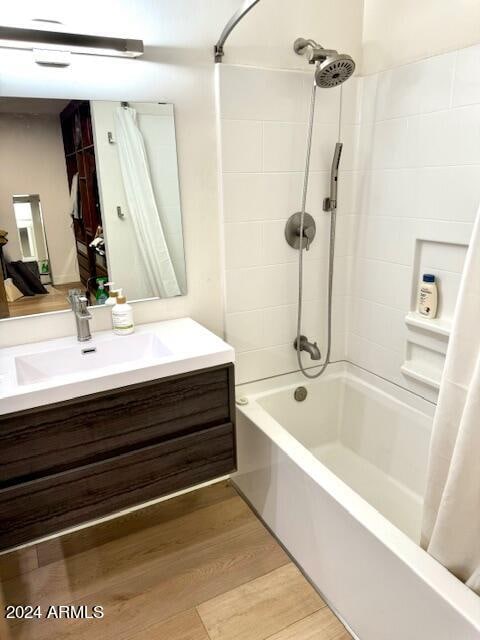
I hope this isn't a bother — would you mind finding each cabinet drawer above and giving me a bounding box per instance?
[0,365,234,485]
[0,423,235,550]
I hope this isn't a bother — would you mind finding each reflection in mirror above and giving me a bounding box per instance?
[0,98,187,320]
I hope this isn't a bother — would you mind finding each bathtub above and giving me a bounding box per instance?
[233,362,480,640]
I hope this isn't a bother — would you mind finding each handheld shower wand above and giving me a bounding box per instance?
[324,142,343,212]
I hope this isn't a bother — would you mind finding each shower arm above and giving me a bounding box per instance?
[214,0,261,62]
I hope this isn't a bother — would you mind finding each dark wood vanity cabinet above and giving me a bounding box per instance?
[0,364,236,550]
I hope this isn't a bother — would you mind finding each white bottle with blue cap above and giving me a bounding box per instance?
[418,274,438,318]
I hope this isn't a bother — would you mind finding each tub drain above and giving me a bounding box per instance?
[294,386,308,402]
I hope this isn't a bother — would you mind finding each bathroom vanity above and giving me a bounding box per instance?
[0,318,235,550]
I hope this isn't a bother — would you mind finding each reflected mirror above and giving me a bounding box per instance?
[0,98,187,320]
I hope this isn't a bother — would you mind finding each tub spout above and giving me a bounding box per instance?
[294,335,321,361]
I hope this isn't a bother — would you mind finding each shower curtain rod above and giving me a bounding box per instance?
[214,0,261,62]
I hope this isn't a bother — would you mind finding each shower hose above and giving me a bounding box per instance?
[296,80,337,379]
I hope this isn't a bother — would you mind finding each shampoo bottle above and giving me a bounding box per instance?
[112,292,135,335]
[417,274,438,318]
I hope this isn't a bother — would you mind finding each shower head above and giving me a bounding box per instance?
[314,54,355,88]
[294,38,355,88]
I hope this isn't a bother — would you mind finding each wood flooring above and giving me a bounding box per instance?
[7,282,82,317]
[0,481,352,640]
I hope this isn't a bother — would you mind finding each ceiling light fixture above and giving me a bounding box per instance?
[0,25,144,59]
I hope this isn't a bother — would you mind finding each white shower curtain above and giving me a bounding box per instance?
[114,106,181,298]
[421,206,480,595]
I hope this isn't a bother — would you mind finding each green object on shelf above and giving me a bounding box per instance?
[40,260,50,274]
[95,277,109,305]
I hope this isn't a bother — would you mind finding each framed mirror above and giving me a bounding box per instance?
[0,97,187,320]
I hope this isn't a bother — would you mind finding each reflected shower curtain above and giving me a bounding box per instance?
[421,206,480,595]
[114,106,181,298]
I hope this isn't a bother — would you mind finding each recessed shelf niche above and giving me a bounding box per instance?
[402,238,467,396]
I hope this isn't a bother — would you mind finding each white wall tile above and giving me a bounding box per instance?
[338,125,360,171]
[373,53,455,121]
[453,44,480,107]
[221,119,263,172]
[225,309,264,352]
[340,77,362,126]
[224,222,263,269]
[353,258,412,311]
[225,266,267,313]
[407,110,458,168]
[359,169,417,217]
[415,166,480,222]
[219,65,310,123]
[263,121,338,172]
[222,171,330,223]
[372,118,410,169]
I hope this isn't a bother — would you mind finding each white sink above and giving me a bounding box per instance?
[15,332,171,386]
[0,318,234,415]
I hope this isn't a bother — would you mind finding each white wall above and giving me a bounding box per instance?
[0,112,79,284]
[363,0,480,74]
[225,0,364,71]
[348,44,480,401]
[218,65,358,383]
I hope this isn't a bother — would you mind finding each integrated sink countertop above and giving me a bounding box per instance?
[0,318,234,415]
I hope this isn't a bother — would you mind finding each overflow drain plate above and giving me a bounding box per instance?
[294,386,308,402]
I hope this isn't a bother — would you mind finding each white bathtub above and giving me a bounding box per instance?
[233,362,480,640]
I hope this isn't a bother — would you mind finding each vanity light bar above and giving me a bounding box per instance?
[0,26,144,58]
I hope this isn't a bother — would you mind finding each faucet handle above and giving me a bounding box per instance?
[77,296,92,319]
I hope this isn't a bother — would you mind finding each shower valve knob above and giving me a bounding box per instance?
[285,212,316,251]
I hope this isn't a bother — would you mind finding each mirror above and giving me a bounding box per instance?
[0,98,187,320]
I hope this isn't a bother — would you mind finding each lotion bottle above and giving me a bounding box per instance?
[417,274,438,318]
[112,292,135,335]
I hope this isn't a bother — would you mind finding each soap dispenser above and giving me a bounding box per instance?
[105,282,119,306]
[112,290,135,335]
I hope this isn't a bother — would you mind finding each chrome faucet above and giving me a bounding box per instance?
[68,290,92,342]
[294,335,321,361]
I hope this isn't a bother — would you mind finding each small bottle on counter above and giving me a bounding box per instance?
[112,292,135,335]
[417,274,438,319]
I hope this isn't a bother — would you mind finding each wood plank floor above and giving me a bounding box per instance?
[7,282,82,318]
[0,481,351,640]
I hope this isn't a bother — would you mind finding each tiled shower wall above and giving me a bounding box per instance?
[349,44,480,399]
[217,65,358,384]
[219,46,480,393]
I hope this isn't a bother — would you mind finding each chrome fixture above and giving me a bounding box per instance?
[285,212,316,250]
[69,290,92,342]
[294,386,308,402]
[214,0,261,62]
[323,143,343,212]
[293,38,355,380]
[294,336,321,361]
[0,25,144,58]
[294,38,355,88]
